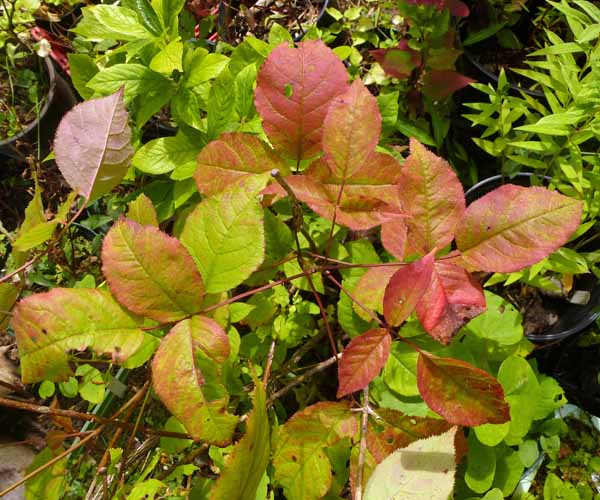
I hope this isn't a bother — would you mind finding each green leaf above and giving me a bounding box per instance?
[133,133,200,176]
[180,175,268,294]
[150,0,185,32]
[465,291,523,345]
[102,219,205,322]
[212,381,270,500]
[363,427,457,500]
[273,402,357,500]
[86,64,173,106]
[73,5,151,41]
[152,315,237,444]
[68,54,99,100]
[234,63,257,120]
[382,340,419,397]
[54,90,133,201]
[25,447,67,500]
[127,193,158,226]
[0,283,19,331]
[128,0,162,36]
[492,446,524,496]
[149,39,183,74]
[38,380,55,399]
[76,364,106,404]
[465,432,496,493]
[127,479,166,500]
[12,289,145,383]
[268,23,293,46]
[518,440,539,467]
[186,52,230,88]
[160,416,193,453]
[207,69,235,140]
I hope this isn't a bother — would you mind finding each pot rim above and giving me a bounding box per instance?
[0,55,57,146]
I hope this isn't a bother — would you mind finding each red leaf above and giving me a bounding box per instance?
[383,251,435,326]
[195,133,289,197]
[381,218,408,260]
[323,79,381,179]
[417,352,510,426]
[371,40,421,80]
[456,185,583,273]
[446,0,469,17]
[337,329,392,398]
[254,40,349,161]
[397,139,465,255]
[422,70,475,100]
[416,261,486,345]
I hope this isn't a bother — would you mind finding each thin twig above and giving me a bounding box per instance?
[355,386,370,500]
[266,353,341,406]
[263,339,276,386]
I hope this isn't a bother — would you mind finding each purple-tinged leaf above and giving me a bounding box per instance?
[416,261,486,345]
[102,219,204,323]
[273,402,358,500]
[195,133,290,197]
[54,89,133,201]
[455,185,583,273]
[12,289,144,383]
[254,40,349,161]
[152,315,236,444]
[323,79,381,179]
[383,252,435,327]
[447,0,469,17]
[337,329,392,398]
[397,138,465,255]
[417,352,510,426]
[422,70,475,100]
[371,40,421,80]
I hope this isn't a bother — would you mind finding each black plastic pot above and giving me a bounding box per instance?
[0,56,77,162]
[465,173,600,344]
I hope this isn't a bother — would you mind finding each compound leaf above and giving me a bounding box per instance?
[12,289,144,383]
[102,219,204,322]
[337,328,392,398]
[54,89,133,201]
[152,315,237,444]
[456,185,582,273]
[417,352,510,426]
[255,40,349,161]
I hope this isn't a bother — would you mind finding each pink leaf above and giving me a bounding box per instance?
[455,185,583,273]
[417,352,510,426]
[381,218,408,260]
[102,219,204,322]
[371,41,421,80]
[337,329,392,398]
[195,133,289,197]
[397,139,465,256]
[54,89,133,201]
[254,40,349,161]
[416,261,486,345]
[446,0,469,17]
[422,70,475,100]
[383,251,435,327]
[323,79,382,180]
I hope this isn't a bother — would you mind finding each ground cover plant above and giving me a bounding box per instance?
[0,36,587,499]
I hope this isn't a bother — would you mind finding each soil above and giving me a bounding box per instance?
[0,53,50,141]
[219,0,327,44]
[530,416,600,498]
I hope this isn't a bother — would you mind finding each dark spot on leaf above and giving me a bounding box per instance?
[486,226,491,231]
[386,436,394,444]
[291,455,297,462]
[41,328,47,335]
